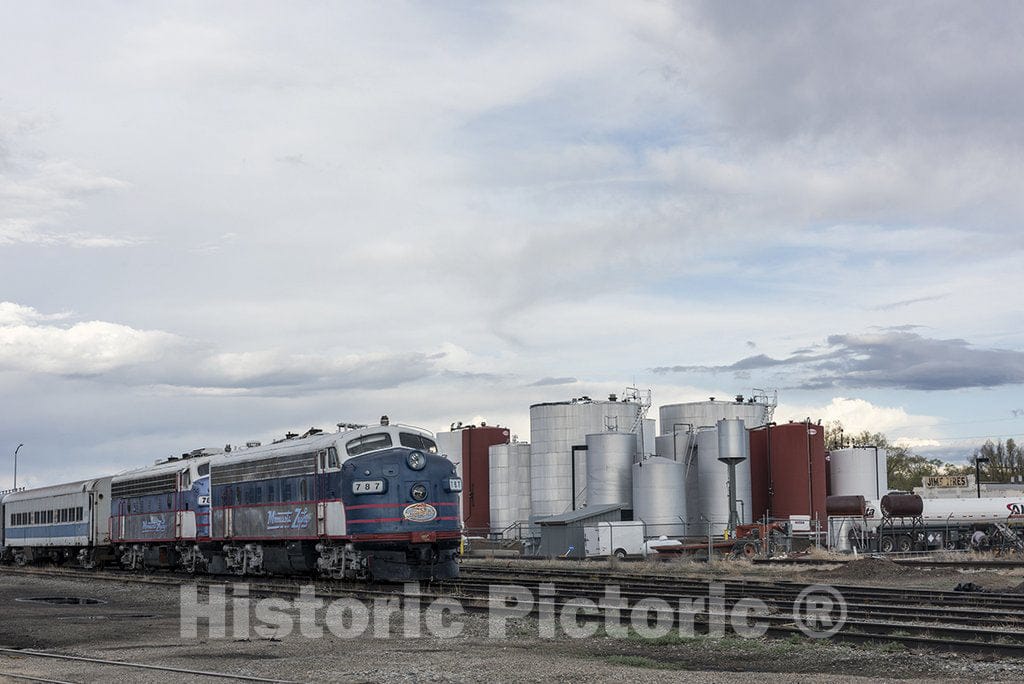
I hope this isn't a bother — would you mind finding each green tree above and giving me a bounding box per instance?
[970,438,1024,484]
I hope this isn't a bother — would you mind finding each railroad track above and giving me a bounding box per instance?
[0,647,296,683]
[455,565,1024,655]
[751,556,1024,569]
[5,564,1024,657]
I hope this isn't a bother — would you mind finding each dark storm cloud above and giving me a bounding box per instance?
[652,332,1024,391]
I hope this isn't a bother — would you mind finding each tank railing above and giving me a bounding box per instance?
[496,520,528,542]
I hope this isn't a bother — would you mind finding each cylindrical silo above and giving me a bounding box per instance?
[640,418,656,458]
[717,418,750,464]
[489,442,532,535]
[659,398,768,435]
[585,432,635,507]
[632,457,685,536]
[655,431,699,532]
[655,431,696,462]
[695,425,752,536]
[829,447,889,499]
[529,399,643,518]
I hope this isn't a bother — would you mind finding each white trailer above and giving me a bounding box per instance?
[584,521,645,558]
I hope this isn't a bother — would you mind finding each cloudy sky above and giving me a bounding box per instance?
[2,2,1023,486]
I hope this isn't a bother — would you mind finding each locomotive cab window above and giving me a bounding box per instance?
[346,433,393,455]
[197,463,210,477]
[399,432,438,454]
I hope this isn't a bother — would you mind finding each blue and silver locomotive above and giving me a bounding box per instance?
[2,419,462,582]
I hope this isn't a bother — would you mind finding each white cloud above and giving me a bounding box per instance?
[776,397,941,439]
[0,302,438,392]
[0,123,134,247]
[0,304,181,375]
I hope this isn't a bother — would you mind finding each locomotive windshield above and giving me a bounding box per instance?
[399,432,437,453]
[346,432,393,455]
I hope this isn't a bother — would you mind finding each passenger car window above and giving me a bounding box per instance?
[346,432,393,455]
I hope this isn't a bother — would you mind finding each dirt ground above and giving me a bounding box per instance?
[1,569,1024,683]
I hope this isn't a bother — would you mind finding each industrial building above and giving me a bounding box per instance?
[438,389,918,558]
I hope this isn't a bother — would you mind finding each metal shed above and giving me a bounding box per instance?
[534,503,627,559]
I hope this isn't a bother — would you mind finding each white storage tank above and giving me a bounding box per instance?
[695,424,752,536]
[488,442,532,535]
[659,397,768,435]
[632,456,685,536]
[829,447,888,499]
[585,432,636,507]
[529,398,643,517]
[640,418,656,458]
[655,432,699,529]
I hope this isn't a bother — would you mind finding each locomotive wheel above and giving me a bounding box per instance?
[897,536,913,553]
[880,536,895,553]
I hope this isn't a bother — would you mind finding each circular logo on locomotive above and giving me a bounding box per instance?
[403,502,438,522]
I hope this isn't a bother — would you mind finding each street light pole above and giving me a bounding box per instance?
[13,443,23,490]
[975,456,990,499]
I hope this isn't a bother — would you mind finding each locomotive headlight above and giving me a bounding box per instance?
[411,483,428,501]
[406,450,427,470]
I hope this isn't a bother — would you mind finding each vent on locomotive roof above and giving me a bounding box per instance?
[300,427,323,439]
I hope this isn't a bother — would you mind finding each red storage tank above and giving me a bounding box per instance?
[459,425,510,536]
[748,427,770,523]
[748,422,827,530]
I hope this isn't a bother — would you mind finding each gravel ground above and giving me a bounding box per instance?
[1,569,1024,683]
